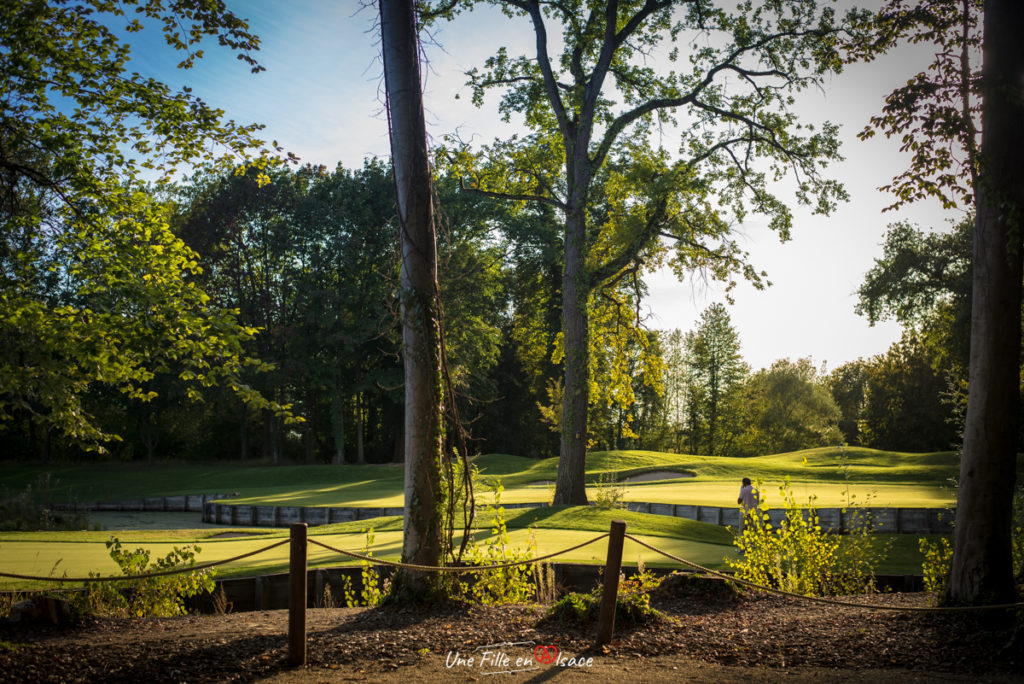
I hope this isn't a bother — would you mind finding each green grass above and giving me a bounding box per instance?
[0,505,938,588]
[6,447,1003,510]
[5,447,1005,590]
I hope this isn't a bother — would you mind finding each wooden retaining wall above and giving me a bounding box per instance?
[624,501,953,534]
[66,494,231,513]
[200,500,953,534]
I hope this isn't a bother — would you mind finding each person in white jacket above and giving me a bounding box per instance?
[737,477,759,535]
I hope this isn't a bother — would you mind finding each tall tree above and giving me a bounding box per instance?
[688,303,746,456]
[431,0,853,504]
[730,357,841,457]
[0,0,282,450]
[380,0,446,592]
[856,0,1021,603]
[949,0,1023,604]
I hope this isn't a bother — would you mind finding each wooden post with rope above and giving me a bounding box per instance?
[288,523,308,666]
[597,519,626,646]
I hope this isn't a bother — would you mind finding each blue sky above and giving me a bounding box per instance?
[128,1,964,372]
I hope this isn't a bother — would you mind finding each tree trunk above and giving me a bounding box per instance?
[238,406,249,461]
[355,393,366,465]
[554,209,590,505]
[330,381,345,465]
[947,0,1024,605]
[305,388,318,463]
[380,0,445,592]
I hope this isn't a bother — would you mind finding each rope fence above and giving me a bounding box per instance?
[0,539,289,583]
[622,533,1024,613]
[4,520,1024,665]
[307,533,608,572]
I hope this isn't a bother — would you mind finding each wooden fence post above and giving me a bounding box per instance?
[288,522,308,666]
[597,519,626,646]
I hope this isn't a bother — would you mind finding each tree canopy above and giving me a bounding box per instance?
[429,0,858,504]
[0,0,286,448]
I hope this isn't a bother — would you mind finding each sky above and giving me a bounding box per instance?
[129,1,967,373]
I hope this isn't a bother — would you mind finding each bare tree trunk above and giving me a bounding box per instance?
[330,380,345,465]
[380,0,445,593]
[554,210,590,505]
[947,0,1024,605]
[355,393,366,465]
[304,388,317,463]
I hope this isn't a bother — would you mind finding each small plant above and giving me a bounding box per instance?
[73,537,215,618]
[343,528,388,607]
[534,561,556,604]
[592,473,626,510]
[728,477,888,596]
[320,582,340,609]
[919,536,953,595]
[211,584,232,615]
[457,478,537,605]
[1013,486,1024,583]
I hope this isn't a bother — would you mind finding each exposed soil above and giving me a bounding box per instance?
[1,578,1021,683]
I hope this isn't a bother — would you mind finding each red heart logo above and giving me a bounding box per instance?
[534,644,558,664]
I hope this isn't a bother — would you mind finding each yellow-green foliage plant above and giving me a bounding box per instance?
[76,538,214,618]
[342,529,387,608]
[728,478,888,596]
[592,473,626,510]
[458,478,537,605]
[919,536,953,594]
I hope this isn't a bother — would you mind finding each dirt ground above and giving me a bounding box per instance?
[1,577,1022,683]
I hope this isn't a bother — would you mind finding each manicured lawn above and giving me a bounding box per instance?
[1,447,988,510]
[0,504,936,589]
[4,447,995,589]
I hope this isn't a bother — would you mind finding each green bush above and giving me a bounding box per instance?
[456,479,537,605]
[547,567,664,626]
[73,538,215,617]
[727,477,888,596]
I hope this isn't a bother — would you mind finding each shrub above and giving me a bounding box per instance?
[456,479,537,605]
[727,477,888,596]
[73,538,215,617]
[547,567,664,626]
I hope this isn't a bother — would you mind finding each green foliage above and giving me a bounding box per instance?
[850,0,982,211]
[0,473,90,532]
[342,529,387,608]
[547,567,664,626]
[0,0,288,449]
[919,536,954,594]
[456,479,537,605]
[728,477,888,596]
[860,333,958,452]
[75,538,214,618]
[729,358,842,457]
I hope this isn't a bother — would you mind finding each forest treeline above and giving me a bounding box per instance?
[3,161,1003,464]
